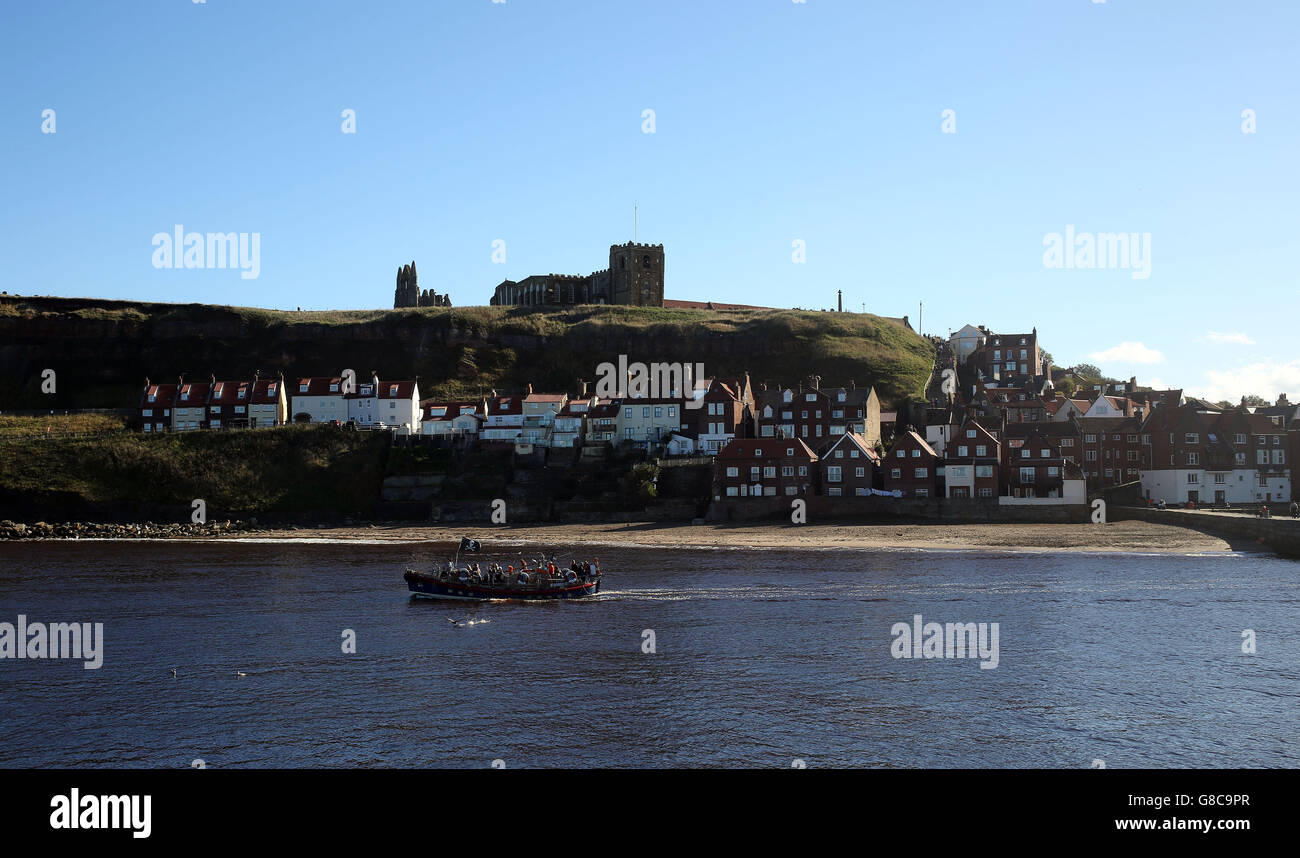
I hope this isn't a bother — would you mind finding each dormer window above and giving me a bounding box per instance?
[837,392,846,402]
[299,384,309,393]
[268,383,276,393]
[390,386,399,396]
[330,384,339,393]
[783,391,793,403]
[213,383,223,397]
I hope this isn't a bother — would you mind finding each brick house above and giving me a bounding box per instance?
[1003,430,1068,497]
[139,378,178,433]
[689,376,753,454]
[818,430,880,497]
[882,430,941,498]
[715,438,818,499]
[206,377,252,430]
[944,419,1001,498]
[1079,416,1146,489]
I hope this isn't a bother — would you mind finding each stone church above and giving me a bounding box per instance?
[489,241,664,307]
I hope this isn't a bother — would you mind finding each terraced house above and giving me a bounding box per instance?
[248,373,288,428]
[172,378,212,431]
[715,438,817,499]
[818,430,880,497]
[139,379,178,433]
[882,430,941,498]
[755,377,882,447]
[944,419,1001,498]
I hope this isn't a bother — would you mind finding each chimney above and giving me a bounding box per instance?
[527,383,533,395]
[849,379,856,389]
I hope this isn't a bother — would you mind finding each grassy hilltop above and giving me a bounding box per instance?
[0,296,933,409]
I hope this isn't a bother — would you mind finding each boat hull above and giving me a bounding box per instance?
[405,572,601,601]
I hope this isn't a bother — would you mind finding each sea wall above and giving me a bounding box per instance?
[707,496,1088,523]
[1115,506,1300,559]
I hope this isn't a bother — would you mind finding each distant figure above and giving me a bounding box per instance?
[170,668,177,679]
[1291,502,1298,518]
[235,671,248,677]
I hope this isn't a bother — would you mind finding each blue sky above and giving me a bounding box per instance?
[1,0,1296,402]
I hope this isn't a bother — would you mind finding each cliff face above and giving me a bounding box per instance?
[0,296,933,409]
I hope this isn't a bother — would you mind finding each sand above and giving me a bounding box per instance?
[222,519,1236,555]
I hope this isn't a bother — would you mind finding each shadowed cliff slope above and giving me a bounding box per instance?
[0,295,932,409]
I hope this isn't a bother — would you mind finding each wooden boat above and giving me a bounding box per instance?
[404,539,602,601]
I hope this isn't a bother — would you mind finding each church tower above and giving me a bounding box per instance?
[607,242,664,306]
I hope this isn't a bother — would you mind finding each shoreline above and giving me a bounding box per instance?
[0,519,1251,556]
[218,519,1237,555]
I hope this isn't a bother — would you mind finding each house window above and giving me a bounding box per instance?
[642,407,650,418]
[896,450,905,458]
[855,467,865,477]
[975,445,987,456]
[914,468,928,478]
[1185,433,1199,443]
[957,446,969,457]
[890,468,901,479]
[763,467,776,478]
[1085,434,1096,443]
[1187,473,1199,484]
[786,448,794,456]
[668,406,677,417]
[1234,433,1246,444]
[911,449,920,458]
[797,466,807,476]
[782,466,794,477]
[725,467,739,477]
[915,488,929,498]
[978,487,994,498]
[976,465,993,478]
[966,430,976,438]
[828,467,842,483]
[1040,449,1050,458]
[1060,438,1073,447]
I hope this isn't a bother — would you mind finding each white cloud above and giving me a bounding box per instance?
[1191,360,1300,405]
[1204,331,1255,345]
[1089,341,1166,365]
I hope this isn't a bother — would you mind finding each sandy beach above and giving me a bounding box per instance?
[223,519,1237,555]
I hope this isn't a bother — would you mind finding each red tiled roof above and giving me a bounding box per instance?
[663,299,774,311]
[251,378,283,404]
[140,384,178,408]
[378,380,417,400]
[295,377,344,397]
[487,395,523,416]
[208,380,252,405]
[718,438,818,461]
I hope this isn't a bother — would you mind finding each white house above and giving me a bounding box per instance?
[482,393,524,443]
[949,324,987,365]
[292,377,349,424]
[420,399,486,437]
[377,379,421,431]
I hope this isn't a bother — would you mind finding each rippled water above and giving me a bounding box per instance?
[0,540,1296,768]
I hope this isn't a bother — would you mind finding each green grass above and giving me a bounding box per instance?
[0,424,389,515]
